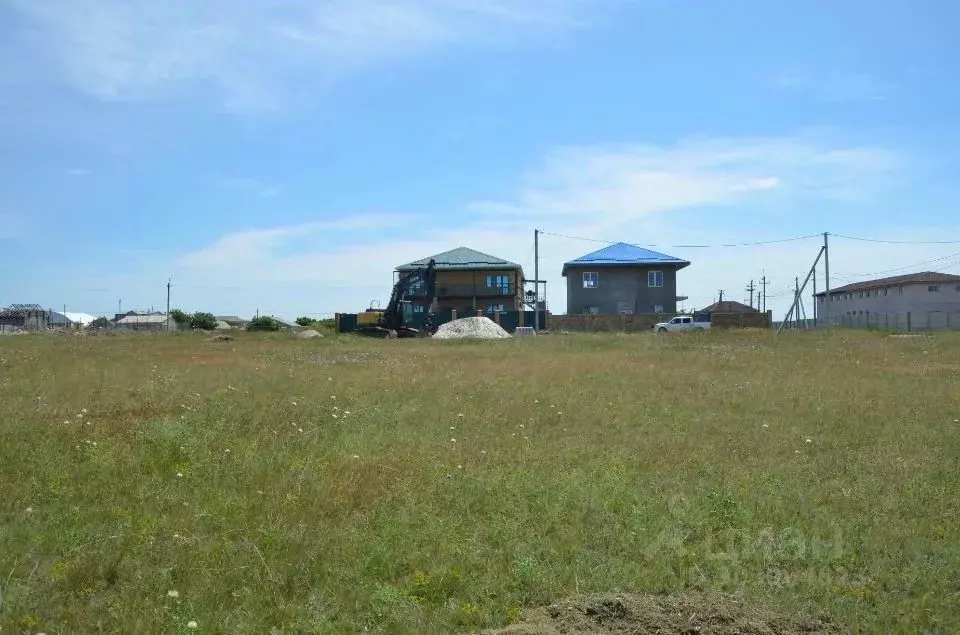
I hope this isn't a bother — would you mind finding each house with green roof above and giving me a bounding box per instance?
[396,247,526,314]
[562,242,690,315]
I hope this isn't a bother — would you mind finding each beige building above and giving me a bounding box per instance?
[815,272,960,329]
[395,247,525,315]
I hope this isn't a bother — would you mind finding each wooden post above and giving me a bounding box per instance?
[335,313,341,333]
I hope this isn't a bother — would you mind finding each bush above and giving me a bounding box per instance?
[247,316,281,332]
[169,309,191,328]
[295,317,315,327]
[89,317,110,329]
[190,312,218,331]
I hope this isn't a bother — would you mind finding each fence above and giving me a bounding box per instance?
[826,311,960,331]
[549,313,675,332]
[335,310,549,334]
[549,311,772,332]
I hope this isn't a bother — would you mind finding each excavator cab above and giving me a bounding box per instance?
[355,259,439,339]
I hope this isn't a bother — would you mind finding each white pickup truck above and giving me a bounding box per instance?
[653,315,711,333]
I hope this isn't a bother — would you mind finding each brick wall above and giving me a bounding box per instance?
[548,313,676,332]
[709,311,773,329]
[549,311,773,332]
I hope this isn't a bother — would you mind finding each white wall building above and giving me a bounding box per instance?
[816,271,960,329]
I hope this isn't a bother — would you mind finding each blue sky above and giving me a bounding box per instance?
[1,0,959,319]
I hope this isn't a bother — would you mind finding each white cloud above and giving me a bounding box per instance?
[3,0,615,111]
[132,133,908,319]
[774,70,890,102]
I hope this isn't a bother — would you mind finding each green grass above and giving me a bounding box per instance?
[1,329,958,633]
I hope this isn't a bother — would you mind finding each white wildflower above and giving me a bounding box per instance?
[63,420,69,425]
[298,428,304,433]
[450,426,456,431]
[187,621,198,629]
[332,414,339,419]
[457,465,463,469]
[557,412,562,416]
[762,424,769,428]
[519,424,524,429]
[333,406,339,411]
[534,399,539,404]
[76,413,83,419]
[224,449,231,453]
[352,455,360,459]
[81,408,88,414]
[805,439,812,443]
[167,590,180,598]
[25,507,33,513]
[344,411,351,415]
[480,450,487,455]
[450,438,456,443]
[291,401,297,406]
[176,472,183,478]
[330,395,336,400]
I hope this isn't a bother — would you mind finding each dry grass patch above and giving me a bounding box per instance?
[1,329,958,633]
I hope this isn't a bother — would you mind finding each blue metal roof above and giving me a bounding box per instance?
[562,242,690,275]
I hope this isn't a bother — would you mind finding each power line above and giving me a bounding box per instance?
[536,230,822,249]
[832,233,960,245]
[831,249,960,279]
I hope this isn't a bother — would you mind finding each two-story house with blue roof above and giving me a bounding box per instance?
[562,243,690,315]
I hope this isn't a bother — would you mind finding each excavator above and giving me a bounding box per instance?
[354,259,440,338]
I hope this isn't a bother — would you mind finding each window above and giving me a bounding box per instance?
[485,275,511,294]
[485,303,505,314]
[583,305,600,315]
[648,270,664,288]
[929,285,940,293]
[413,305,425,314]
[409,279,425,294]
[654,304,664,314]
[582,272,598,288]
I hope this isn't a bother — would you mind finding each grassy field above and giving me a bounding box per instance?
[1,329,958,633]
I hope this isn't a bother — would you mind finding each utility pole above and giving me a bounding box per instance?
[534,228,540,332]
[761,275,767,313]
[718,290,724,303]
[812,271,817,327]
[166,278,172,332]
[746,280,756,309]
[794,277,800,329]
[118,298,122,317]
[823,232,830,328]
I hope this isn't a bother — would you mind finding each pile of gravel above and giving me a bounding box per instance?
[433,317,511,340]
[294,329,323,339]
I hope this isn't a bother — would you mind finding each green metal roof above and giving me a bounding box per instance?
[396,247,522,272]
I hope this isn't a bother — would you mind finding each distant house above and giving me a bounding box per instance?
[0,304,50,331]
[562,243,690,315]
[115,314,177,331]
[701,300,757,314]
[395,247,526,314]
[815,271,960,327]
[49,311,98,328]
[216,315,249,329]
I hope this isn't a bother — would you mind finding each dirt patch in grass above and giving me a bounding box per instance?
[485,593,840,635]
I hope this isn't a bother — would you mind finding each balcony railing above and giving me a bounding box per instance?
[411,285,514,298]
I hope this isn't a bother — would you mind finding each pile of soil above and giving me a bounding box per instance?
[485,593,839,635]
